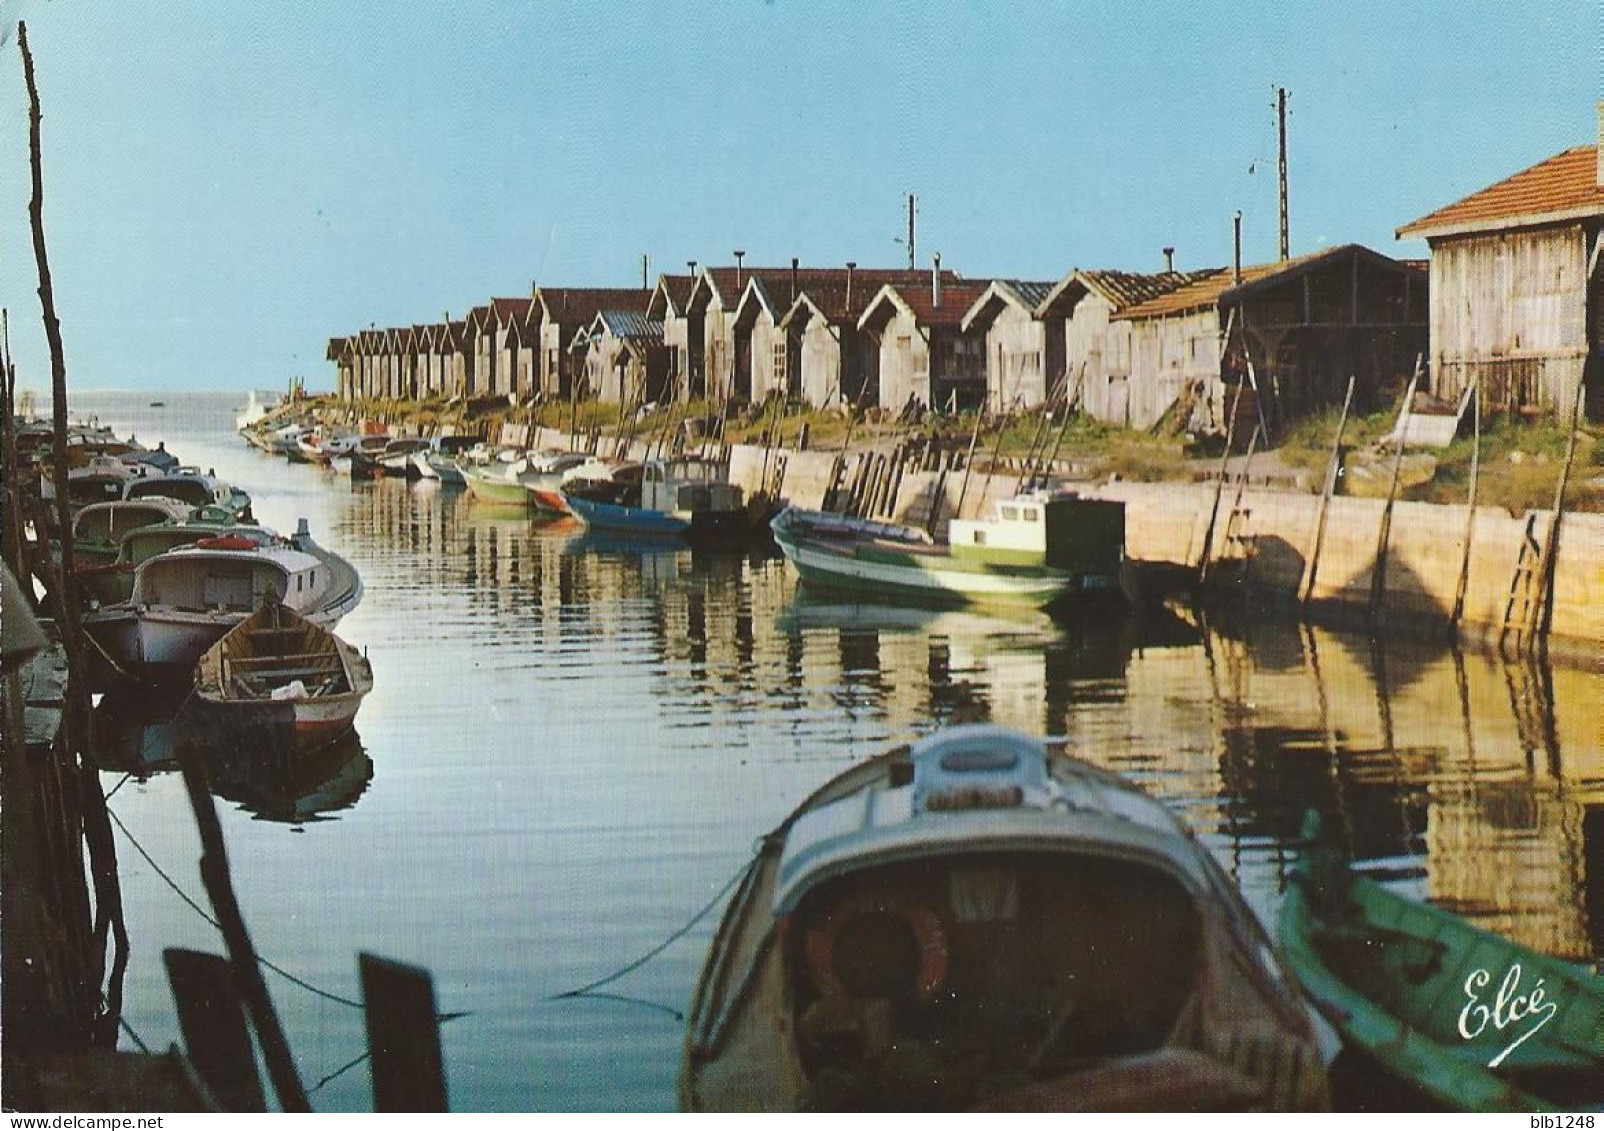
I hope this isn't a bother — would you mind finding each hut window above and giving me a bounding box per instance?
[772,342,787,382]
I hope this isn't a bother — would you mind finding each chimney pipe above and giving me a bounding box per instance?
[687,260,697,275]
[1162,246,1175,273]
[530,279,537,297]
[932,253,942,307]
[1597,101,1604,187]
[791,256,799,303]
[846,261,856,310]
[734,249,745,290]
[1233,211,1243,285]
[642,254,649,291]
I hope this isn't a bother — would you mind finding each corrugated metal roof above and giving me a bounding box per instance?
[597,309,664,341]
[1398,145,1604,239]
[1082,269,1218,310]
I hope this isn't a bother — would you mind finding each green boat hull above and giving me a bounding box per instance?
[1279,812,1604,1112]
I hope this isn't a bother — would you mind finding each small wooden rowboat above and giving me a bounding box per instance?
[193,599,373,755]
[1278,811,1604,1112]
[681,725,1330,1111]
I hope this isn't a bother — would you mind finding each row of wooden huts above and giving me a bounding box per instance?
[330,247,1427,433]
[327,117,1604,429]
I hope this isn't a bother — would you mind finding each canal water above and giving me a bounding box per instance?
[74,391,1604,1111]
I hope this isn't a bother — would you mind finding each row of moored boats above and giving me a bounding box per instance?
[19,414,371,756]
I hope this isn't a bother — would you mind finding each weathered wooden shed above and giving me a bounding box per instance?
[857,276,990,412]
[959,279,1059,409]
[764,268,953,409]
[648,274,698,398]
[1397,136,1604,419]
[532,287,650,400]
[681,267,751,402]
[572,310,670,405]
[486,297,536,401]
[464,305,495,399]
[1035,269,1213,425]
[328,338,354,401]
[1112,244,1427,434]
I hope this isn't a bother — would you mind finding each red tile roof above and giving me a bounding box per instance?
[1398,145,1604,239]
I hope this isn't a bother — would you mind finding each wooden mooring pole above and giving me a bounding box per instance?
[1298,375,1355,605]
[1367,363,1422,626]
[1449,382,1481,632]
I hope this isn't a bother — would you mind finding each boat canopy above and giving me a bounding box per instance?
[773,725,1200,914]
[131,546,319,614]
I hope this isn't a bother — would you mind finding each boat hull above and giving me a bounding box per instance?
[461,467,532,505]
[190,691,365,756]
[565,494,745,537]
[772,513,1088,607]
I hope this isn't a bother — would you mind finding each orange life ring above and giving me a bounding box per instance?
[195,534,255,551]
[803,896,949,1002]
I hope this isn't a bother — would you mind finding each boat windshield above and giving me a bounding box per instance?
[787,851,1200,1109]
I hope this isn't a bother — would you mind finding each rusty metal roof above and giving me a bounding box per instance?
[858,280,992,331]
[1113,244,1413,321]
[1398,145,1604,239]
[533,287,650,326]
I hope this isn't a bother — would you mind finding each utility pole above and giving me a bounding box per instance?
[1276,86,1290,261]
[907,193,916,271]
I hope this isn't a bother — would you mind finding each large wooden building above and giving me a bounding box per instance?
[1397,131,1604,420]
[1109,244,1427,433]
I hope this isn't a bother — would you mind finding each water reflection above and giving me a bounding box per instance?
[89,691,374,825]
[78,395,1603,1111]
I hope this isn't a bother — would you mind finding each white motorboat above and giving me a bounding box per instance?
[83,519,363,683]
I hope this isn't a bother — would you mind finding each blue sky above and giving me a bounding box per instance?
[0,1,1596,393]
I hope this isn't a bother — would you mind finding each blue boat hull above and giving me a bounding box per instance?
[565,495,745,538]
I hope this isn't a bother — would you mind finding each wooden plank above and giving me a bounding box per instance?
[360,952,448,1113]
[1299,375,1356,604]
[163,948,267,1113]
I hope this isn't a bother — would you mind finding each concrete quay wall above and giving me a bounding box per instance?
[532,428,1603,650]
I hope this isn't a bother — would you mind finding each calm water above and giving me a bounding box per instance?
[71,392,1604,1112]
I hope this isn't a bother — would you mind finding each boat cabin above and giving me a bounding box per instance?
[73,498,191,546]
[947,491,1124,578]
[641,457,742,515]
[131,546,321,615]
[768,728,1215,1109]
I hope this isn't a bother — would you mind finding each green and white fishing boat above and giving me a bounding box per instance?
[1279,811,1604,1112]
[770,490,1124,608]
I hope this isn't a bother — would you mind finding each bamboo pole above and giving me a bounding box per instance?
[1298,375,1355,605]
[1367,363,1423,625]
[950,406,986,522]
[1449,382,1481,631]
[1031,363,1085,491]
[1533,379,1587,655]
[1196,364,1252,580]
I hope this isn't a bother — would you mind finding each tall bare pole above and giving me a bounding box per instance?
[1276,86,1290,261]
[906,193,916,271]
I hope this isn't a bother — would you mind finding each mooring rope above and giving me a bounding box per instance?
[547,853,753,1012]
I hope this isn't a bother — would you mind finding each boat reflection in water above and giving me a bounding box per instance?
[89,689,374,824]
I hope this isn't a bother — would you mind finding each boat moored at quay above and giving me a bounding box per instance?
[562,455,748,537]
[770,490,1126,608]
